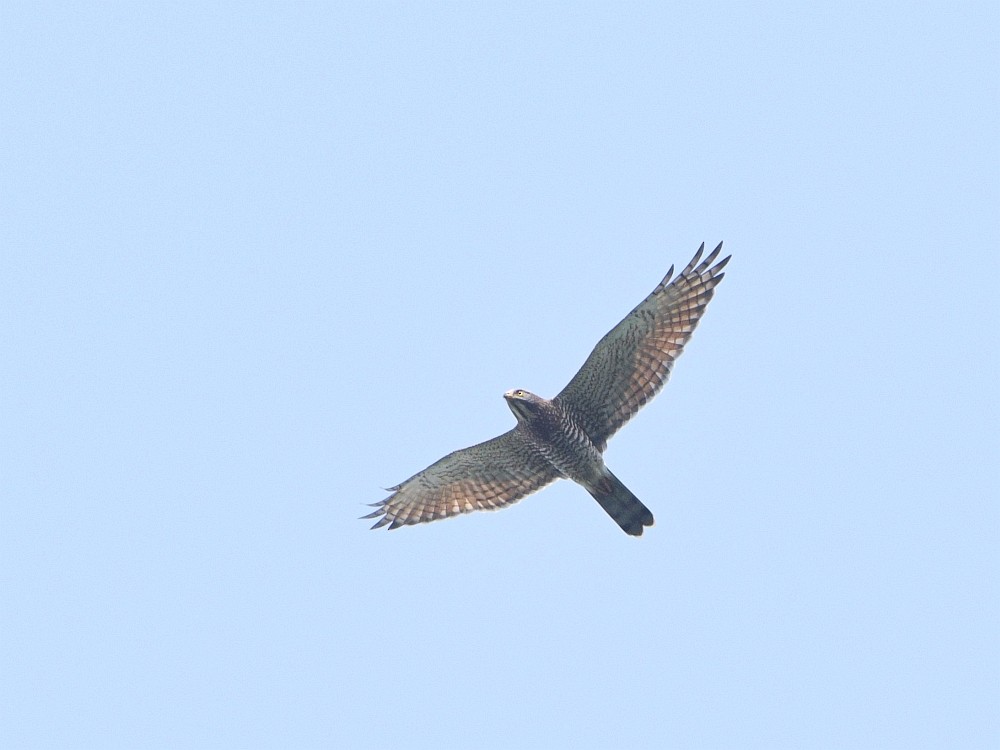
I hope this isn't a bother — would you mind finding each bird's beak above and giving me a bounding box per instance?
[503,390,515,401]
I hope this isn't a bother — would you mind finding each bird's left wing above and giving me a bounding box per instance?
[555,242,730,449]
[364,428,560,529]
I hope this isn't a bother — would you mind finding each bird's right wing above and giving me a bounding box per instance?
[364,428,560,529]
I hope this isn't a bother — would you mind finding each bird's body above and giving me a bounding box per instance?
[504,390,603,485]
[364,242,730,536]
[504,389,653,535]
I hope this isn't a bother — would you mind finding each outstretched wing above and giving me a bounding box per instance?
[555,242,730,450]
[364,428,560,530]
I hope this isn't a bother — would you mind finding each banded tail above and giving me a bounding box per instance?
[587,470,654,536]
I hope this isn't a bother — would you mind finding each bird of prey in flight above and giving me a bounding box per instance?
[364,242,730,536]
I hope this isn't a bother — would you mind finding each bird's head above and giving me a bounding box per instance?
[503,388,544,422]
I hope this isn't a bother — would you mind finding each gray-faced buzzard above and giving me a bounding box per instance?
[364,242,730,536]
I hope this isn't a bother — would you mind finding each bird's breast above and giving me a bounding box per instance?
[523,403,604,484]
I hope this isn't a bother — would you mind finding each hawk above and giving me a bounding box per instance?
[364,242,730,536]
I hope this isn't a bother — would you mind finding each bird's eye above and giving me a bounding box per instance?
[515,390,524,397]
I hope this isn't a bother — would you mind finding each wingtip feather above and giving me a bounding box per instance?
[701,243,722,269]
[681,243,705,275]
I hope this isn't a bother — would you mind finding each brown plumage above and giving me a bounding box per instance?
[364,242,730,536]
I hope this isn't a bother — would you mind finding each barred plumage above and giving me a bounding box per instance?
[364,242,730,536]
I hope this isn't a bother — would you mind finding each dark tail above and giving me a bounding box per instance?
[586,470,654,536]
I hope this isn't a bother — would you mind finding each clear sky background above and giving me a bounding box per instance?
[2,3,997,749]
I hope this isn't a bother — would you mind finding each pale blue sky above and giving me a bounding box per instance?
[2,2,997,748]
